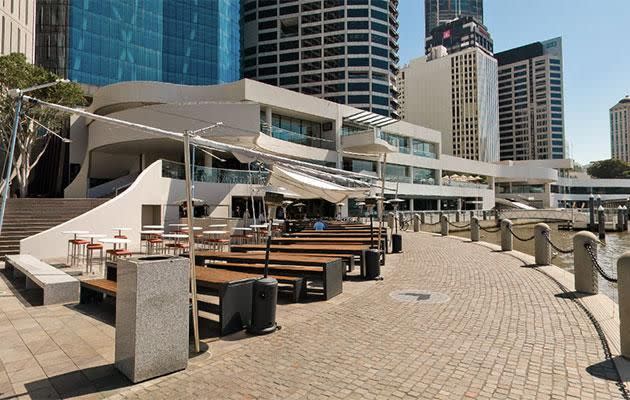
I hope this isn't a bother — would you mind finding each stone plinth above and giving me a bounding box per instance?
[115,255,189,383]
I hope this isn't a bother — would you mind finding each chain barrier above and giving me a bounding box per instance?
[542,231,575,254]
[448,221,471,229]
[423,220,442,226]
[585,243,618,283]
[506,225,535,242]
[479,225,501,233]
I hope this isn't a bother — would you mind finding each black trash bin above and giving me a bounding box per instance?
[392,234,402,253]
[364,249,381,279]
[248,277,278,335]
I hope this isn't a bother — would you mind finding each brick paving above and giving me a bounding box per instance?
[0,232,625,399]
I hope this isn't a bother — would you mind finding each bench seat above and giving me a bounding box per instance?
[6,254,79,305]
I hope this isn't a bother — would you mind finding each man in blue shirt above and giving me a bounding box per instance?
[313,218,326,231]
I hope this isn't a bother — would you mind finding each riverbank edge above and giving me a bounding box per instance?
[411,230,630,383]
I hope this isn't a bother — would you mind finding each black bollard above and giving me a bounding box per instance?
[598,207,606,240]
[588,194,595,230]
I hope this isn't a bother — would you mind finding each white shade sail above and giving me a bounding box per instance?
[269,165,369,204]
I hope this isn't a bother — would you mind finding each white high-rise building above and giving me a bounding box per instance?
[0,0,35,62]
[397,46,499,162]
[611,96,630,162]
[495,37,565,161]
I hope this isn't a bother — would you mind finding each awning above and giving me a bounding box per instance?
[268,165,369,204]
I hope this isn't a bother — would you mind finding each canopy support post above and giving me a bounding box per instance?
[184,131,200,353]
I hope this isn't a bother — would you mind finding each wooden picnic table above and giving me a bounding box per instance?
[193,251,344,299]
[272,236,388,253]
[229,243,378,277]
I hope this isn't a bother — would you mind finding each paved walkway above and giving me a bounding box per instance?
[0,232,626,399]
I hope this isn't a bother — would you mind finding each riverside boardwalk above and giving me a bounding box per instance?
[0,231,626,399]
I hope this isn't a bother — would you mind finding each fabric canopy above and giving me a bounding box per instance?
[269,165,369,204]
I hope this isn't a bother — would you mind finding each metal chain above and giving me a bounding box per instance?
[479,225,501,233]
[542,231,575,254]
[507,225,535,242]
[448,221,471,229]
[585,243,618,283]
[423,220,441,226]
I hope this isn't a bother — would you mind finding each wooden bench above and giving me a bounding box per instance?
[5,255,79,305]
[194,251,343,300]
[273,236,388,255]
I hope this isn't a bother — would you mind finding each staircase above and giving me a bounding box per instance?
[0,198,108,257]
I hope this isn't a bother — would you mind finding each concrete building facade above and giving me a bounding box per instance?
[241,0,400,118]
[495,37,566,161]
[611,96,630,162]
[0,0,35,62]
[397,47,499,163]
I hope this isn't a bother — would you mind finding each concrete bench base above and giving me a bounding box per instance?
[6,255,79,305]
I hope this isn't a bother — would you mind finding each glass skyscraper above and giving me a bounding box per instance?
[424,0,483,38]
[36,0,240,87]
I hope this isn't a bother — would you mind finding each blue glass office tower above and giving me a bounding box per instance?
[36,0,240,87]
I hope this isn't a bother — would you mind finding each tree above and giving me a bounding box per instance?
[0,53,85,197]
[586,159,630,179]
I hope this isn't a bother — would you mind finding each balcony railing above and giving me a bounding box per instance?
[162,160,268,185]
[260,121,335,150]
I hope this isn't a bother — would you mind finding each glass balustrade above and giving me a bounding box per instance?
[162,160,268,185]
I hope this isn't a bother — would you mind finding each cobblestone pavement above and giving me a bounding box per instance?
[109,233,623,399]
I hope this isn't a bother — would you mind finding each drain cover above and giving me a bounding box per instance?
[389,290,449,304]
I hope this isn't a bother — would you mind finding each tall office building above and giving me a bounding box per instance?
[425,16,492,56]
[424,0,483,39]
[495,37,565,161]
[611,96,630,162]
[398,46,499,162]
[1,0,36,62]
[35,0,240,87]
[241,0,401,118]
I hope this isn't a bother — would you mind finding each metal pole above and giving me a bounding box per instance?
[0,95,23,235]
[183,131,200,353]
[377,154,387,252]
[263,218,272,278]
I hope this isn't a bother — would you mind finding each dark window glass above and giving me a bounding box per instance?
[244,58,257,68]
[302,61,322,71]
[325,83,345,93]
[324,10,344,20]
[325,22,345,32]
[302,25,322,35]
[371,34,388,45]
[348,95,370,104]
[244,12,257,22]
[372,83,388,93]
[258,0,277,7]
[302,49,322,59]
[348,46,369,54]
[347,9,369,18]
[259,20,276,30]
[348,58,369,66]
[260,78,278,85]
[325,34,345,44]
[324,58,345,68]
[371,9,387,21]
[258,43,278,53]
[244,47,257,56]
[348,82,369,91]
[302,37,322,47]
[371,22,388,33]
[279,52,299,62]
[301,1,321,12]
[324,71,345,80]
[280,76,299,85]
[280,5,299,15]
[258,66,277,76]
[347,20,369,30]
[372,46,388,57]
[347,33,369,42]
[259,31,276,41]
[372,58,388,70]
[302,74,322,83]
[279,40,299,50]
[280,64,299,73]
[323,0,343,7]
[371,0,387,9]
[324,46,345,57]
[280,17,298,38]
[302,13,321,24]
[347,0,368,4]
[372,95,389,106]
[259,55,277,64]
[258,8,277,18]
[302,85,322,94]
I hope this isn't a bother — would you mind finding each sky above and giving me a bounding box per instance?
[398,0,630,165]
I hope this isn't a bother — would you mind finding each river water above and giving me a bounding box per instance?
[435,222,627,303]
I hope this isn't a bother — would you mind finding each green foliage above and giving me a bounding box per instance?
[587,159,630,179]
[0,53,86,196]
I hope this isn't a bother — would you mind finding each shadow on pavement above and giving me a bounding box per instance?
[586,358,621,381]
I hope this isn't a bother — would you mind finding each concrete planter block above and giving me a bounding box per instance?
[115,255,189,383]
